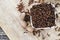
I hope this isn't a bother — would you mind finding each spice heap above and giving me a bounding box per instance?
[30,3,55,28]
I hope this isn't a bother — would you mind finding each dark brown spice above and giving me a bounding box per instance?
[30,3,55,28]
[17,3,24,12]
[24,15,30,22]
[33,30,40,36]
[33,30,37,35]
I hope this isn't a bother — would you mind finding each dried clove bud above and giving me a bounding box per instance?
[24,15,30,22]
[17,3,24,12]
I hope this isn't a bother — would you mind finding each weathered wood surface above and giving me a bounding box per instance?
[0,0,60,40]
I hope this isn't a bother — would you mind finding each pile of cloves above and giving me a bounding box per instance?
[17,2,56,28]
[30,3,55,28]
